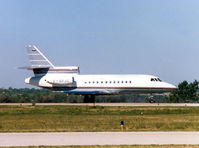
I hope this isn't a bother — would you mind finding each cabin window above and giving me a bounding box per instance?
[101,81,103,83]
[89,81,91,84]
[121,81,123,83]
[105,81,108,83]
[109,81,112,83]
[129,81,131,83]
[97,81,99,84]
[85,82,87,84]
[93,81,95,83]
[118,81,120,83]
[125,81,128,83]
[151,78,155,81]
[113,81,116,83]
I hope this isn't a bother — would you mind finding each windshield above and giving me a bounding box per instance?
[151,78,162,82]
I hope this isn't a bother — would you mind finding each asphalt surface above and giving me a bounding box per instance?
[1,103,199,106]
[1,132,199,146]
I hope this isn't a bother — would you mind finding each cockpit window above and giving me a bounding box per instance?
[151,78,162,82]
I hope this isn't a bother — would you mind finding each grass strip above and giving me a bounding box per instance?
[1,105,199,132]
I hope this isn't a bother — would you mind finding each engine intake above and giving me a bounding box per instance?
[46,77,74,85]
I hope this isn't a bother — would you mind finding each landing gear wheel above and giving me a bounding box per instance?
[147,95,155,103]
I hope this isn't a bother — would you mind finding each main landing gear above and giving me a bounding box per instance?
[83,95,95,103]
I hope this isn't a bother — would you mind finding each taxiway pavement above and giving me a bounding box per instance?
[1,132,199,146]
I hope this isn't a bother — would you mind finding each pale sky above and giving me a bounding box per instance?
[0,0,199,88]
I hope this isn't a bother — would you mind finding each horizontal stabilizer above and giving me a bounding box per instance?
[18,66,50,70]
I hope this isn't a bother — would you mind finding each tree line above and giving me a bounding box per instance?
[0,80,198,103]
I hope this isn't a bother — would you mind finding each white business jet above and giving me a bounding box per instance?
[24,45,176,102]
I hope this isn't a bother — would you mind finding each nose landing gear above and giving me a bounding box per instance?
[146,95,156,103]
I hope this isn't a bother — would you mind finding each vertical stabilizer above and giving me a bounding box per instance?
[26,45,54,68]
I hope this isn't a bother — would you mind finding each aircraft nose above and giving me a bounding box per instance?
[25,77,30,84]
[166,83,177,90]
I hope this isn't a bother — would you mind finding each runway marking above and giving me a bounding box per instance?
[1,132,199,146]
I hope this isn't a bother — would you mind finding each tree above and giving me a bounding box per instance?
[170,80,199,103]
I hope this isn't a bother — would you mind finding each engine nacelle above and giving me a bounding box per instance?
[46,77,74,85]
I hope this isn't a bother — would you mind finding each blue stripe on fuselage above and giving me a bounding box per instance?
[64,91,104,95]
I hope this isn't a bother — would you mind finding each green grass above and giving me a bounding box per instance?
[1,105,199,132]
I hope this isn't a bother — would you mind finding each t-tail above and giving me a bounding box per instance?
[25,45,80,76]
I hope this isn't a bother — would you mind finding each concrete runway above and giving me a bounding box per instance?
[1,132,199,146]
[1,103,199,106]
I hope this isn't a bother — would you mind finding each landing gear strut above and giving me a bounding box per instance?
[146,95,156,103]
[83,95,95,103]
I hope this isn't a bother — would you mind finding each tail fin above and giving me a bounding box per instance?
[26,45,54,68]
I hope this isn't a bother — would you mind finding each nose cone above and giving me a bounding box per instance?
[25,77,30,84]
[165,82,177,91]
